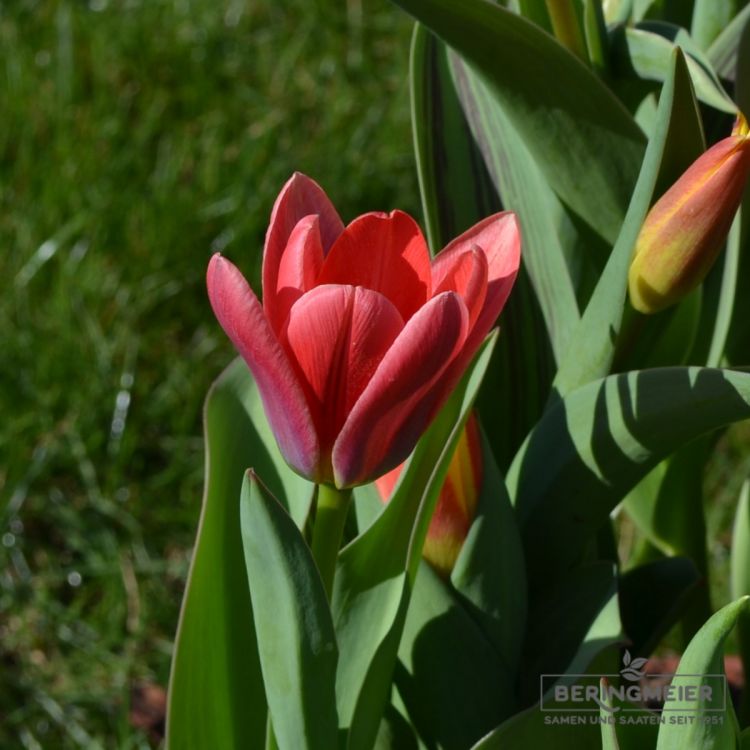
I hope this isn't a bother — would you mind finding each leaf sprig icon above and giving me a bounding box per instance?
[620,649,649,682]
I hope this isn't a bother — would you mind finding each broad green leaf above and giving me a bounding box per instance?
[332,336,496,750]
[396,563,515,749]
[167,359,314,750]
[522,563,622,700]
[693,0,750,52]
[553,49,701,396]
[393,0,646,244]
[621,436,716,645]
[373,704,419,750]
[619,557,702,656]
[447,52,581,363]
[611,24,736,113]
[240,473,338,750]
[509,366,750,589]
[410,25,500,255]
[599,679,620,750]
[605,0,634,24]
[470,702,600,749]
[707,4,750,80]
[451,432,526,674]
[410,24,556,471]
[656,597,748,749]
[352,481,385,535]
[623,437,712,575]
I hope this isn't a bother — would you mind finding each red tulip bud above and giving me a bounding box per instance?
[628,113,750,314]
[376,414,483,576]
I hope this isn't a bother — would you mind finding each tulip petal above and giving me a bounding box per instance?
[433,246,488,328]
[333,291,469,488]
[268,215,325,334]
[283,284,404,474]
[207,254,320,479]
[316,210,432,322]
[433,211,521,337]
[263,173,344,326]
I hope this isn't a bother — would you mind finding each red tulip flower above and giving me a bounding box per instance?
[207,173,520,488]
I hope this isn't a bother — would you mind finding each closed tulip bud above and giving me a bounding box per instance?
[628,113,750,314]
[375,414,482,577]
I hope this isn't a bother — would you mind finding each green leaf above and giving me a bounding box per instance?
[451,432,526,674]
[611,23,736,114]
[692,0,749,51]
[731,481,750,727]
[633,0,695,27]
[707,4,750,80]
[656,597,748,749]
[522,563,622,699]
[553,49,702,396]
[517,0,553,32]
[469,702,601,750]
[694,209,742,368]
[410,24,556,472]
[623,437,712,566]
[447,52,581,363]
[240,473,338,750]
[606,0,634,24]
[509,366,750,589]
[584,0,610,75]
[373,704,419,750]
[622,434,715,642]
[619,557,702,656]
[599,679,621,750]
[332,336,496,750]
[731,481,750,602]
[410,25,500,255]
[396,563,515,749]
[166,359,314,750]
[614,290,703,372]
[393,0,646,244]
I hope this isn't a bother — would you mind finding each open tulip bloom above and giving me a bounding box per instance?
[207,172,520,490]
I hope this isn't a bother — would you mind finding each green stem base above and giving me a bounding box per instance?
[311,484,352,600]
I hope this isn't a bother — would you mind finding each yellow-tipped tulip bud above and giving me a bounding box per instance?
[628,114,750,314]
[375,414,483,577]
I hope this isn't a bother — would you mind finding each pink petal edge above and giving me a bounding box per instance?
[262,172,344,325]
[207,253,321,479]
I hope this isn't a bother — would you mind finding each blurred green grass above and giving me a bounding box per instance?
[0,1,415,746]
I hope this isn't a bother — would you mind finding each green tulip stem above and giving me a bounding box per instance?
[311,484,352,600]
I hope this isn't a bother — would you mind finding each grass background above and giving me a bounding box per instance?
[0,1,415,746]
